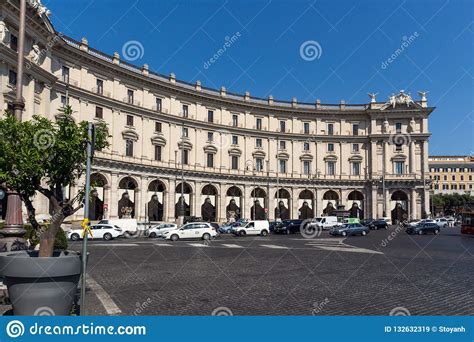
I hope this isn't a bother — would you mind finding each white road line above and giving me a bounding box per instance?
[187,243,209,247]
[86,277,122,315]
[92,243,138,247]
[221,244,245,248]
[260,244,289,249]
[317,246,383,254]
[154,243,173,247]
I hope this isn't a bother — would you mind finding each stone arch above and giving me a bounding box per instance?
[117,176,138,218]
[175,182,193,218]
[322,190,339,216]
[274,188,291,220]
[201,184,218,222]
[391,190,409,224]
[347,190,364,219]
[298,189,314,219]
[89,173,108,220]
[251,187,267,220]
[147,180,166,222]
[226,186,243,221]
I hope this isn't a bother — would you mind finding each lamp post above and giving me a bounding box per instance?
[1,0,27,251]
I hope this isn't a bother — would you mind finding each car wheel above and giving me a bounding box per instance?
[239,230,246,237]
[70,233,80,241]
[170,234,179,241]
[417,230,423,235]
[361,231,367,236]
[149,232,157,238]
[434,229,440,235]
[103,233,112,241]
[261,230,268,237]
[341,231,347,237]
[202,233,211,240]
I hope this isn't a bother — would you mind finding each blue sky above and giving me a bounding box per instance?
[44,0,473,155]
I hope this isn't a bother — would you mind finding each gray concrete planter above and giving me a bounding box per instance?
[0,250,81,315]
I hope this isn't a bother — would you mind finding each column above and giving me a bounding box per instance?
[291,188,299,219]
[383,141,389,175]
[103,184,111,219]
[410,188,417,220]
[371,185,377,219]
[194,181,201,219]
[244,184,252,219]
[409,141,415,174]
[140,176,148,221]
[384,188,390,218]
[109,173,119,219]
[167,178,177,222]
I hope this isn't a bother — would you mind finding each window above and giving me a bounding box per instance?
[155,98,162,111]
[8,70,17,86]
[327,123,334,135]
[182,127,188,138]
[279,140,286,150]
[60,95,68,107]
[95,106,103,119]
[155,122,162,132]
[206,153,214,168]
[126,115,134,126]
[352,123,359,136]
[154,145,162,161]
[10,34,18,51]
[62,66,70,83]
[469,175,472,181]
[256,118,262,130]
[231,156,239,170]
[255,138,262,148]
[280,121,286,132]
[182,150,189,165]
[434,184,439,190]
[303,142,310,151]
[327,161,336,175]
[303,161,311,175]
[207,132,214,142]
[395,161,405,174]
[442,184,448,190]
[460,184,466,190]
[443,175,447,181]
[232,114,238,127]
[395,122,402,133]
[395,144,402,151]
[96,79,104,95]
[232,135,238,145]
[451,184,457,190]
[304,122,310,134]
[127,89,134,104]
[328,143,334,152]
[255,158,264,171]
[352,143,359,153]
[207,110,214,123]
[279,159,287,173]
[125,140,133,157]
[452,175,456,181]
[352,162,361,176]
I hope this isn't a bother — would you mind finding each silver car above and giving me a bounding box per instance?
[145,223,178,238]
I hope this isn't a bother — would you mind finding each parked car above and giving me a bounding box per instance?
[381,217,392,225]
[408,219,435,227]
[309,216,339,230]
[145,223,178,238]
[163,222,217,241]
[360,219,374,227]
[98,219,137,237]
[219,220,246,234]
[329,223,369,237]
[68,223,122,241]
[368,219,389,230]
[435,218,449,228]
[273,220,305,234]
[232,220,270,236]
[406,222,440,235]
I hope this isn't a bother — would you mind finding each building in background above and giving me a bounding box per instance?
[429,156,474,195]
[0,0,434,223]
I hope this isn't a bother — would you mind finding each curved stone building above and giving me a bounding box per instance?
[0,0,434,223]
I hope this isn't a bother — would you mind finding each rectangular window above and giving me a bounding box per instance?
[126,115,134,126]
[352,123,359,136]
[96,79,103,94]
[154,145,162,161]
[61,66,70,83]
[303,142,310,151]
[255,158,263,171]
[8,70,17,86]
[10,34,18,51]
[327,161,335,175]
[155,122,162,132]
[451,184,457,190]
[328,143,334,152]
[279,140,286,150]
[182,104,189,117]
[232,135,238,145]
[395,161,405,174]
[207,153,214,168]
[395,144,403,151]
[327,123,334,135]
[155,98,162,111]
[256,118,262,130]
[182,127,188,138]
[279,159,287,173]
[452,175,456,181]
[232,114,238,127]
[352,162,361,176]
[60,95,68,107]
[352,143,359,153]
[395,122,402,133]
[256,138,262,148]
[434,184,439,190]
[303,160,311,175]
[280,121,286,132]
[443,175,447,181]
[95,106,103,119]
[207,132,214,141]
[127,89,134,104]
[231,156,239,170]
[207,110,214,123]
[182,150,189,165]
[125,139,133,157]
[304,122,310,134]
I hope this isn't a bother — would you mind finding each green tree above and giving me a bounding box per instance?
[0,106,109,257]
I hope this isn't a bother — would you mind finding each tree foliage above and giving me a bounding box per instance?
[0,106,109,256]
[431,193,474,215]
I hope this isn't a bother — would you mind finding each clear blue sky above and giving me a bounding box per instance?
[44,0,473,155]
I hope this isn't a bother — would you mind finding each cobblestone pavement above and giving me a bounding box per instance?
[70,226,474,316]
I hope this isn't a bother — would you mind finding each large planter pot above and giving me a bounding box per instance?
[0,250,82,316]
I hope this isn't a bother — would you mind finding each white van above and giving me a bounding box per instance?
[98,219,138,237]
[310,216,339,230]
[232,220,270,237]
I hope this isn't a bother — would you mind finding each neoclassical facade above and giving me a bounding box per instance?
[0,0,434,224]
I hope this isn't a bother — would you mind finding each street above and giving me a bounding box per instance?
[70,226,474,316]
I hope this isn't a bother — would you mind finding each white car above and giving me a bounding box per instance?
[145,223,178,238]
[232,220,270,236]
[163,222,217,241]
[408,219,435,227]
[435,218,449,228]
[309,216,339,230]
[68,223,122,241]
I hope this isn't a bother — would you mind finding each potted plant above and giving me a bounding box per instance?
[0,106,109,315]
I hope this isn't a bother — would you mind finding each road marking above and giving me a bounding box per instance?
[260,244,289,249]
[316,246,383,254]
[92,243,138,247]
[154,243,173,247]
[221,244,245,248]
[86,277,122,315]
[187,243,209,247]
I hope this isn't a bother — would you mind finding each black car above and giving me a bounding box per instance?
[369,219,388,230]
[406,222,440,235]
[273,220,304,234]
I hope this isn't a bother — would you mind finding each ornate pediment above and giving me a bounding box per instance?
[252,150,266,158]
[203,144,218,154]
[122,129,138,141]
[299,153,313,161]
[151,135,166,146]
[228,147,242,156]
[380,90,421,110]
